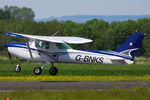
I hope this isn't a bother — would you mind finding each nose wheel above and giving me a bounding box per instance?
[14,64,21,72]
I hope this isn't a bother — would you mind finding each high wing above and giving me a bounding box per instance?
[4,33,93,44]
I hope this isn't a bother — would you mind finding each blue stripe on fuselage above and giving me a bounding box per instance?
[83,50,133,61]
[5,43,28,48]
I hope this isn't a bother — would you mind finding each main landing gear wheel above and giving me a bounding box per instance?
[14,64,21,72]
[34,67,42,75]
[49,67,58,75]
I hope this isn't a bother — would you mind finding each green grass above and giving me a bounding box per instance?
[0,56,150,76]
[0,87,150,100]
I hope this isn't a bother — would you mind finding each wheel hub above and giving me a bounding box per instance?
[35,69,40,73]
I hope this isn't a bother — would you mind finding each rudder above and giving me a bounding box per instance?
[116,32,146,58]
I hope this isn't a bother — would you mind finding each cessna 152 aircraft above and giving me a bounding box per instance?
[4,32,146,75]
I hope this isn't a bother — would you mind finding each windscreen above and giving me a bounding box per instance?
[56,43,72,50]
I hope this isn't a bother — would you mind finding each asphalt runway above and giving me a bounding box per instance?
[0,81,150,91]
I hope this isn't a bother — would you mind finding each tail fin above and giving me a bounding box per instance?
[116,32,146,59]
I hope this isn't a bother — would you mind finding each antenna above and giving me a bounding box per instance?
[51,30,59,37]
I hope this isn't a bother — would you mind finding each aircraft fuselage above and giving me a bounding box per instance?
[7,43,133,65]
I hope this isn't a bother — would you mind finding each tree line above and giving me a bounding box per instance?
[0,5,34,21]
[0,6,150,57]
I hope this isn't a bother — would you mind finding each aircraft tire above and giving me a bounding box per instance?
[49,67,58,75]
[14,64,21,72]
[34,67,42,75]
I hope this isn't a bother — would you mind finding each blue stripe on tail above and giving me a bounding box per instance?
[116,32,146,58]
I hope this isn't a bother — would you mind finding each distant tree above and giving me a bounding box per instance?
[84,19,109,50]
[62,20,77,36]
[4,5,35,21]
[44,20,63,36]
[109,20,139,50]
[137,18,150,56]
[0,8,10,20]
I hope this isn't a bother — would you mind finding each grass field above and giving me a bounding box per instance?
[0,56,150,81]
[0,87,150,100]
[0,57,150,100]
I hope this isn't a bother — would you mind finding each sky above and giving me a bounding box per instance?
[0,0,150,19]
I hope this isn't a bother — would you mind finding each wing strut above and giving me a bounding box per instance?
[27,42,33,59]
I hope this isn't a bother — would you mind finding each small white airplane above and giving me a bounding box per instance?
[4,32,146,75]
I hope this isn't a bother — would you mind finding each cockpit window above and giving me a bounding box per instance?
[56,43,72,50]
[35,40,49,49]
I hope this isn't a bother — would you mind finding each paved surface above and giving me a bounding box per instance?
[0,81,150,90]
